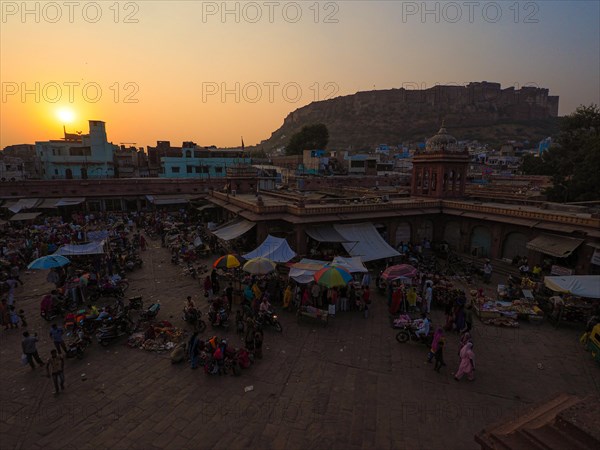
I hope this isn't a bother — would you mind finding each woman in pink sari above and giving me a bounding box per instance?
[454,342,475,381]
[427,327,444,363]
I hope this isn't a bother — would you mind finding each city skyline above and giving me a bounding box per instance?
[1,1,599,149]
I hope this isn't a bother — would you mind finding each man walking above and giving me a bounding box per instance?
[46,350,65,395]
[49,323,67,354]
[483,260,493,284]
[21,331,44,370]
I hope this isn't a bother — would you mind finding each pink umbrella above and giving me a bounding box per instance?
[380,264,418,281]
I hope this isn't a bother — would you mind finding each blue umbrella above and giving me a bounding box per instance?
[27,255,71,270]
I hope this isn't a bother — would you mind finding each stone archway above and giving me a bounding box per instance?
[395,222,411,246]
[470,226,492,257]
[417,219,433,242]
[443,221,461,251]
[501,232,529,261]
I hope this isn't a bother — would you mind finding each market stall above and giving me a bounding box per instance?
[539,276,600,327]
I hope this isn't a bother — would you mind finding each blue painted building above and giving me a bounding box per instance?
[36,120,117,179]
[160,146,251,179]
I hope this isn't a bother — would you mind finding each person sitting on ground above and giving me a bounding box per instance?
[519,263,530,276]
[184,296,196,314]
[414,313,431,340]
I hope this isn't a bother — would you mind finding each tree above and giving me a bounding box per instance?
[524,105,600,202]
[285,124,329,155]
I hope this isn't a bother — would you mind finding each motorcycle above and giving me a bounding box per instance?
[255,310,283,333]
[182,307,207,333]
[96,314,133,346]
[88,280,129,302]
[65,332,92,359]
[40,294,66,321]
[208,308,230,329]
[396,322,434,345]
[115,295,144,312]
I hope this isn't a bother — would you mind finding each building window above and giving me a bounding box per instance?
[185,150,192,158]
[171,167,180,173]
[186,166,193,174]
[54,169,59,175]
[215,167,223,174]
[201,166,209,174]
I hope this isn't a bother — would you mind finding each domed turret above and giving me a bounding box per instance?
[425,122,459,153]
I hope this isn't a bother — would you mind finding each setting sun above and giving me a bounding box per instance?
[56,108,75,124]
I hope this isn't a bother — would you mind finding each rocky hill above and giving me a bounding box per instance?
[257,82,559,151]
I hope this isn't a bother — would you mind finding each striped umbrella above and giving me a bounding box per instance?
[213,254,243,269]
[314,266,352,288]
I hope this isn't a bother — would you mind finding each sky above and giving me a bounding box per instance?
[1,1,599,149]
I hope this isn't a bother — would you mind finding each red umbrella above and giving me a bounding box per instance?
[380,264,417,281]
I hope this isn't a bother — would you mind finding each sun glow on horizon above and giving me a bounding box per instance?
[56,108,75,124]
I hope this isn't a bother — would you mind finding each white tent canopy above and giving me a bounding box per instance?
[331,256,368,273]
[7,198,40,213]
[243,235,297,263]
[212,219,255,241]
[55,198,86,207]
[544,276,600,299]
[289,258,328,284]
[54,240,106,256]
[334,223,400,262]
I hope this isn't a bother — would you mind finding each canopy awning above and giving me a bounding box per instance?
[7,198,40,213]
[544,276,600,299]
[243,235,297,263]
[9,212,41,221]
[55,198,86,207]
[212,219,255,241]
[146,195,189,205]
[334,223,400,262]
[526,234,584,258]
[197,204,217,212]
[54,240,106,256]
[289,258,328,284]
[37,198,60,209]
[306,225,353,243]
[331,256,368,273]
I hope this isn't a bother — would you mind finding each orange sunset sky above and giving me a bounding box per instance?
[1,1,599,149]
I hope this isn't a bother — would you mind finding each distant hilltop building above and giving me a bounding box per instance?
[261,81,559,151]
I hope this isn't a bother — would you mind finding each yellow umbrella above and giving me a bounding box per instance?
[242,257,276,275]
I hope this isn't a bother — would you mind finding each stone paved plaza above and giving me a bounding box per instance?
[1,240,598,450]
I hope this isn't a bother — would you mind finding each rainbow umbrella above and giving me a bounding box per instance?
[213,254,243,269]
[243,257,276,275]
[314,266,352,288]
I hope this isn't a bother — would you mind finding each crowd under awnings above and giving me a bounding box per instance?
[212,219,255,241]
[526,234,584,258]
